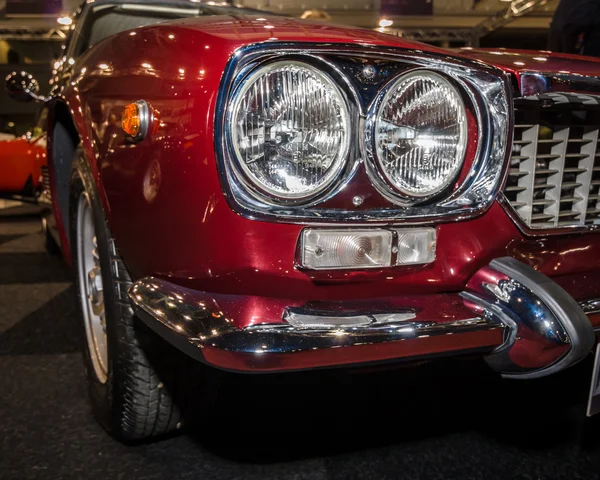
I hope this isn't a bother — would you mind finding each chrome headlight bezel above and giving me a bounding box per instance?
[215,44,512,224]
[226,59,354,206]
[367,69,470,204]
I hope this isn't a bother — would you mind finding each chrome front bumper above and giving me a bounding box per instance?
[129,257,600,375]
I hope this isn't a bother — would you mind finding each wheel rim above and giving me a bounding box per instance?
[76,193,108,384]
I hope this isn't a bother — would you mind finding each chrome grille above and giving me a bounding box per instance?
[504,93,600,229]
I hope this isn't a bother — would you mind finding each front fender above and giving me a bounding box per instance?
[56,24,236,275]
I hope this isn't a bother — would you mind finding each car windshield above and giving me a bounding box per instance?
[76,2,264,56]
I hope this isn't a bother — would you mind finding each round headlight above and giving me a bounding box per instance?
[372,70,468,199]
[230,61,350,202]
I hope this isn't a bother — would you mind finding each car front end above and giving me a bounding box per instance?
[103,25,600,380]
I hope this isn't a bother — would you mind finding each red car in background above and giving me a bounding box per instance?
[0,118,47,200]
[5,0,600,443]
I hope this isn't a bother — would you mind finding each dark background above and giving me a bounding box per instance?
[380,0,434,16]
[4,0,62,15]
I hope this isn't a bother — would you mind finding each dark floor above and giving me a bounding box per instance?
[2,206,600,480]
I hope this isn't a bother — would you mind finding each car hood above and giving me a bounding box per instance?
[454,47,600,78]
[134,16,600,79]
[160,15,449,52]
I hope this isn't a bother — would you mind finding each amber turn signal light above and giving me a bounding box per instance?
[122,103,141,137]
[122,100,160,141]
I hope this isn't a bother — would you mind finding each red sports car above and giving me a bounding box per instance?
[0,124,47,200]
[6,0,600,441]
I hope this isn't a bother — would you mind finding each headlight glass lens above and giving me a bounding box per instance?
[231,61,350,201]
[374,71,468,198]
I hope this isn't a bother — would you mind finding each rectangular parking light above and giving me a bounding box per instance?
[395,229,437,266]
[300,228,436,270]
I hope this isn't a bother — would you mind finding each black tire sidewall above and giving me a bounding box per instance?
[69,149,124,436]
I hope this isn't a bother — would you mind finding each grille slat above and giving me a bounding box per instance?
[531,213,554,221]
[504,92,600,229]
[505,186,527,192]
[561,182,583,188]
[534,184,555,191]
[560,195,584,202]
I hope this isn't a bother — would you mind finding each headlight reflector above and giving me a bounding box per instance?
[373,70,468,199]
[230,61,350,202]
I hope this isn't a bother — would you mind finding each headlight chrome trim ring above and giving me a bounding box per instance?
[366,69,470,205]
[227,59,354,206]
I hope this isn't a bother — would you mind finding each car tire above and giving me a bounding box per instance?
[69,148,216,442]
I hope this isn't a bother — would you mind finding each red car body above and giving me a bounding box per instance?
[16,10,600,379]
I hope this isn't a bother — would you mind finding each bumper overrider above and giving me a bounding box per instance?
[128,257,600,376]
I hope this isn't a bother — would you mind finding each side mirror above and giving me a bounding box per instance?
[5,71,42,102]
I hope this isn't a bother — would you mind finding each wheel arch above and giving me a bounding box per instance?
[48,98,101,262]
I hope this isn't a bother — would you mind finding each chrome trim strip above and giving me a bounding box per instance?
[215,43,513,225]
[582,299,600,316]
[130,100,149,142]
[242,317,498,345]
[520,72,600,97]
[284,307,417,328]
[498,194,600,236]
[128,277,504,367]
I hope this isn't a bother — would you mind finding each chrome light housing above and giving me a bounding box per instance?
[369,70,468,203]
[217,45,511,223]
[229,61,351,203]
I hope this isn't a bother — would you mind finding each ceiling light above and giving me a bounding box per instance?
[57,15,72,25]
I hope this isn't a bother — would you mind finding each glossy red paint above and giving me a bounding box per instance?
[187,289,482,330]
[456,47,600,78]
[48,16,600,337]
